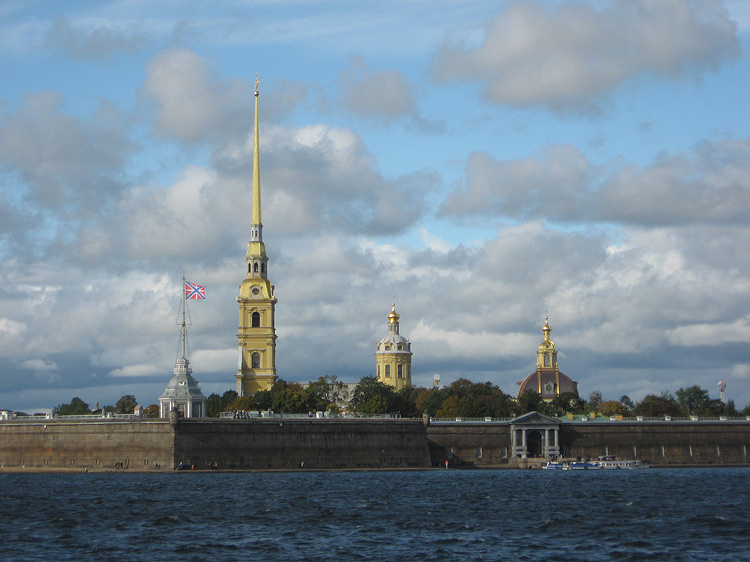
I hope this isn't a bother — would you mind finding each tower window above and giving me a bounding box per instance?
[544,354,551,366]
[254,263,259,272]
[385,365,391,378]
[252,312,260,327]
[397,364,403,378]
[252,352,260,368]
[261,263,265,273]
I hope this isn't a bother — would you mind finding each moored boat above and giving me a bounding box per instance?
[596,455,649,469]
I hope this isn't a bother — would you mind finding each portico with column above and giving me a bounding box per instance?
[510,412,561,458]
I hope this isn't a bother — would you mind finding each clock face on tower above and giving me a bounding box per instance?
[250,285,262,297]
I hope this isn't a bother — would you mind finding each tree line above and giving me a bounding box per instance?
[34,379,748,420]
[207,376,747,419]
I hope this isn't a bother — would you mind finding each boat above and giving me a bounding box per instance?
[596,455,649,469]
[541,456,649,470]
[541,460,599,470]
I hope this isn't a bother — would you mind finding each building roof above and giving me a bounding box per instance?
[517,370,579,400]
[159,358,206,400]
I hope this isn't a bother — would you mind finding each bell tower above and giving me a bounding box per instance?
[375,303,413,391]
[536,316,558,371]
[236,79,278,396]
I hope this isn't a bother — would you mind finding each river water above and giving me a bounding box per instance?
[2,467,749,561]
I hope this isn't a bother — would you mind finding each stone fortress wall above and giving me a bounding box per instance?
[1,415,748,471]
[426,418,750,467]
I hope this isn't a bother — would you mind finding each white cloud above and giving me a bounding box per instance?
[109,363,163,378]
[0,92,131,209]
[433,0,739,111]
[440,141,750,226]
[45,15,149,59]
[141,48,251,143]
[338,56,419,122]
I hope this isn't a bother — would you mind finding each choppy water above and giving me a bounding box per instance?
[1,468,749,561]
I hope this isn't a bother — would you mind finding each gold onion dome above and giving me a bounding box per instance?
[388,303,400,324]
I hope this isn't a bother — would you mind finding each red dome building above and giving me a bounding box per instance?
[517,317,579,401]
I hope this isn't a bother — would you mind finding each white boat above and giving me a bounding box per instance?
[541,456,649,470]
[596,456,649,469]
[541,460,600,470]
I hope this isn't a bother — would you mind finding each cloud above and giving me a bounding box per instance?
[0,92,132,211]
[432,0,739,111]
[338,56,418,121]
[45,15,149,60]
[666,316,750,347]
[141,48,252,143]
[439,140,750,226]
[108,363,163,378]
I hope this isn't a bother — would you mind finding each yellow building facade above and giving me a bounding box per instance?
[236,83,278,396]
[375,304,413,391]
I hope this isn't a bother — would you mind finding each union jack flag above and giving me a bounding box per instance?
[185,281,205,300]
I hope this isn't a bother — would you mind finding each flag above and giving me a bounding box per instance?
[185,281,205,300]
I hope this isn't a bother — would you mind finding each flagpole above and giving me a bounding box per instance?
[181,275,187,360]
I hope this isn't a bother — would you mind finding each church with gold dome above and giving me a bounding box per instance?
[516,316,579,401]
[375,303,413,391]
[228,81,579,400]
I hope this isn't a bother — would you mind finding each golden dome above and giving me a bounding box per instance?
[388,302,400,324]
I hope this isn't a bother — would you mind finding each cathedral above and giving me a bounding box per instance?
[235,81,278,396]
[516,316,579,401]
[224,82,574,400]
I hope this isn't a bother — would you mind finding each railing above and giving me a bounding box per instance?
[429,415,750,423]
[219,410,402,420]
[0,412,143,421]
[430,417,514,423]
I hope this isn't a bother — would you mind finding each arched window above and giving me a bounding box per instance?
[385,365,391,378]
[251,352,260,368]
[252,312,260,327]
[397,364,403,378]
[261,263,265,273]
[544,354,551,367]
[254,263,259,272]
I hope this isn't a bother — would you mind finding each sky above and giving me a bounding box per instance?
[1,0,749,413]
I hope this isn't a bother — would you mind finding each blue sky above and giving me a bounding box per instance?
[1,0,749,413]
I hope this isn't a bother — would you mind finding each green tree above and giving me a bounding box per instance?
[599,400,629,417]
[415,387,450,417]
[270,381,311,413]
[547,392,586,416]
[676,386,710,416]
[207,390,239,417]
[586,390,603,412]
[620,395,635,412]
[114,395,138,414]
[634,393,685,417]
[143,404,160,418]
[516,390,544,415]
[53,397,91,416]
[305,375,345,412]
[435,395,460,418]
[350,376,398,414]
[230,390,272,412]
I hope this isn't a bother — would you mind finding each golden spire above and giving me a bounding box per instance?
[251,76,262,230]
[542,315,552,344]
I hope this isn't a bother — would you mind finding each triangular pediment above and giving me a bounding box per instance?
[511,411,560,426]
